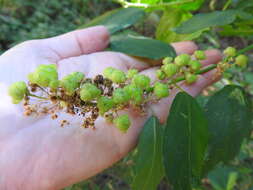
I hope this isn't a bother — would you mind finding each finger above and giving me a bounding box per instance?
[200,49,222,66]
[172,41,198,55]
[41,26,109,60]
[57,51,151,79]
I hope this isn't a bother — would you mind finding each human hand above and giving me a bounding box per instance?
[0,26,221,190]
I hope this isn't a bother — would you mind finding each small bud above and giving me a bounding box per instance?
[162,57,173,65]
[156,70,166,80]
[235,55,248,68]
[127,69,138,79]
[112,88,130,104]
[113,114,131,133]
[132,74,151,90]
[162,64,179,78]
[185,73,198,84]
[189,60,202,72]
[103,67,115,78]
[194,50,206,60]
[224,47,237,57]
[154,82,169,99]
[80,83,101,101]
[111,69,126,84]
[175,54,191,67]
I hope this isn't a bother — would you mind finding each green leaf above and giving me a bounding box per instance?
[174,10,237,34]
[163,92,209,190]
[164,0,205,11]
[203,85,253,175]
[208,166,238,190]
[110,34,176,60]
[156,8,204,43]
[132,116,164,190]
[80,8,145,34]
[131,0,160,4]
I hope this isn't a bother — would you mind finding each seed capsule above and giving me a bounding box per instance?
[185,73,198,84]
[127,69,138,79]
[113,114,131,133]
[80,83,101,101]
[97,96,115,115]
[189,60,202,72]
[132,74,151,90]
[235,55,248,68]
[162,64,179,78]
[156,70,166,80]
[154,82,169,99]
[8,81,28,104]
[224,47,236,57]
[194,50,206,60]
[175,54,191,67]
[112,88,130,104]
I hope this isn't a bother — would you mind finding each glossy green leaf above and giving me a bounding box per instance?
[132,116,164,190]
[81,8,145,34]
[174,10,237,34]
[163,92,209,190]
[110,34,176,59]
[156,8,204,43]
[203,85,253,175]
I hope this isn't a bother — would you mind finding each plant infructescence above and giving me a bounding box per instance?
[8,47,248,133]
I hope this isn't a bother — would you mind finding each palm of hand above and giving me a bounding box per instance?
[0,26,221,190]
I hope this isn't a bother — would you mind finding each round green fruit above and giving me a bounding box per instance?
[80,83,101,101]
[162,64,179,78]
[156,70,166,80]
[224,47,236,57]
[162,57,173,65]
[175,54,191,67]
[235,55,248,68]
[154,82,169,99]
[132,74,151,90]
[113,114,131,133]
[97,96,114,115]
[189,60,202,72]
[194,50,206,60]
[112,88,130,104]
[8,81,28,104]
[185,73,198,84]
[127,69,138,79]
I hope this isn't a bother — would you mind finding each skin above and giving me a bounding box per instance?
[0,26,222,190]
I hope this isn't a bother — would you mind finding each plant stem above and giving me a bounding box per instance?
[222,0,232,11]
[168,64,217,85]
[116,0,194,9]
[236,44,253,55]
[29,93,47,100]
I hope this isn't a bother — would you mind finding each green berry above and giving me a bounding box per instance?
[8,81,28,104]
[103,67,115,78]
[224,47,236,57]
[104,67,126,83]
[194,50,206,60]
[154,82,169,99]
[80,83,101,101]
[28,64,58,87]
[162,64,179,78]
[127,69,138,79]
[185,73,198,84]
[97,96,114,115]
[189,60,202,72]
[112,88,130,104]
[235,55,248,68]
[156,70,166,80]
[111,69,126,83]
[49,80,60,90]
[61,72,85,95]
[113,114,131,133]
[132,74,151,90]
[124,85,143,104]
[162,57,173,65]
[175,54,191,67]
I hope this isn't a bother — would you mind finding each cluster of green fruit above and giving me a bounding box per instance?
[8,48,248,133]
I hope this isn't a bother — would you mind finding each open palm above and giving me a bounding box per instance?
[0,26,221,190]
